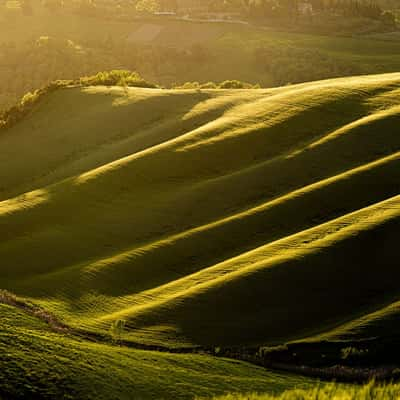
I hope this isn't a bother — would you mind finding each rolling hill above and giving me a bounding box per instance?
[0,73,399,353]
[1,302,315,400]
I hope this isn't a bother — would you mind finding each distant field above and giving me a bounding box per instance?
[2,9,400,90]
[0,10,225,46]
[0,72,399,350]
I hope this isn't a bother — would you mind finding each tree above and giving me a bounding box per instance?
[109,319,126,344]
[381,10,396,26]
[135,0,160,13]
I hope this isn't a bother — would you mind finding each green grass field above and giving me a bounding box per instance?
[0,303,316,399]
[1,72,400,397]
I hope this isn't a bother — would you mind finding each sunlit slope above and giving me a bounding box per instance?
[0,86,266,201]
[0,73,399,346]
[110,194,399,346]
[1,304,312,399]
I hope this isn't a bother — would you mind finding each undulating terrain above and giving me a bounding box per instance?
[1,72,399,348]
[1,71,400,398]
[1,302,315,399]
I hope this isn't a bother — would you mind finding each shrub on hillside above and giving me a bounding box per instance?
[174,80,259,90]
[0,81,65,132]
[109,319,126,345]
[200,82,219,89]
[341,346,369,362]
[78,70,158,88]
[174,81,203,89]
[219,80,260,89]
[0,70,158,132]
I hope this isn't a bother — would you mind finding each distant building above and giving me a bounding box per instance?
[154,11,177,16]
[5,0,21,10]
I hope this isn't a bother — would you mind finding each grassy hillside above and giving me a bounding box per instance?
[0,303,315,399]
[0,72,399,349]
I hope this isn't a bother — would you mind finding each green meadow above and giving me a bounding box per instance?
[0,303,315,399]
[0,71,399,397]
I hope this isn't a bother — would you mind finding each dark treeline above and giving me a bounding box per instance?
[3,0,396,25]
[244,0,395,22]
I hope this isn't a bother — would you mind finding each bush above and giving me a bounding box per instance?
[219,80,259,89]
[0,81,65,132]
[341,346,369,361]
[78,70,158,88]
[174,80,260,90]
[0,70,158,132]
[109,319,126,344]
[174,81,202,89]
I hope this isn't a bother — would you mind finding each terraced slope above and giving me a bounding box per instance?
[1,73,399,347]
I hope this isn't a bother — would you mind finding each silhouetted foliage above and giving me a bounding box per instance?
[78,70,158,88]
